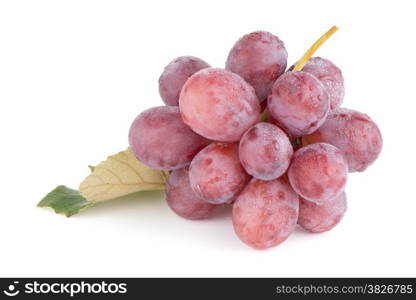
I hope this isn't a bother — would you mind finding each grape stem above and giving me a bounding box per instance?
[293,26,338,71]
[260,109,269,122]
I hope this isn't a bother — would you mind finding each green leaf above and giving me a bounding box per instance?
[88,165,95,172]
[38,185,95,217]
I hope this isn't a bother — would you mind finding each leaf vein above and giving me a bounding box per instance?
[95,165,123,184]
[109,156,144,182]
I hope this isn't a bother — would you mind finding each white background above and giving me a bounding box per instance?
[1,0,415,277]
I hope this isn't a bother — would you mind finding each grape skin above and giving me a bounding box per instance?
[302,108,383,172]
[179,68,261,142]
[288,143,348,205]
[298,192,347,233]
[166,167,218,220]
[159,56,210,106]
[239,122,293,180]
[232,177,299,249]
[302,57,345,111]
[128,106,210,170]
[268,71,330,137]
[189,142,250,204]
[226,31,288,101]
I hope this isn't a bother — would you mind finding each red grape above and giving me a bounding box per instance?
[232,177,299,249]
[189,142,250,204]
[179,68,261,142]
[302,57,344,111]
[288,143,348,205]
[128,106,210,170]
[302,108,382,172]
[268,71,329,137]
[159,56,210,106]
[166,167,218,220]
[239,122,293,180]
[298,192,347,233]
[226,31,288,101]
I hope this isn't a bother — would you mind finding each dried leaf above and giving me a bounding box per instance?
[79,148,168,202]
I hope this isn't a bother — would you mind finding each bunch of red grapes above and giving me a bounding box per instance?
[128,29,382,249]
